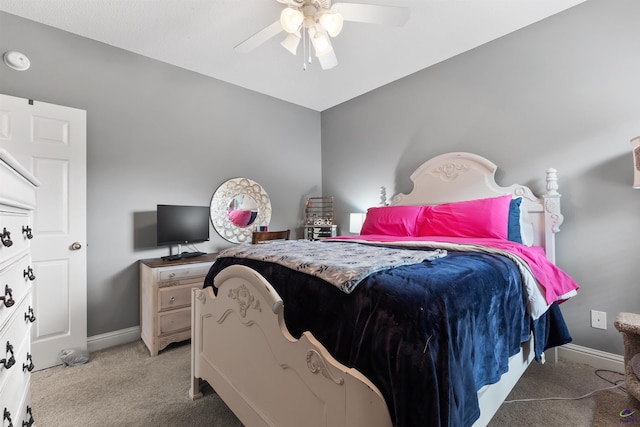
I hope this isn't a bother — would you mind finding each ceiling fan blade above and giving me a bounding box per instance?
[234,20,283,53]
[332,3,410,26]
[317,49,338,70]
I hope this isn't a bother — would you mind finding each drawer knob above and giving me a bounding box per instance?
[3,408,13,427]
[22,225,33,239]
[23,266,35,281]
[0,284,14,308]
[24,306,36,323]
[169,296,176,304]
[1,227,12,247]
[1,341,15,369]
[23,406,34,427]
[23,353,34,372]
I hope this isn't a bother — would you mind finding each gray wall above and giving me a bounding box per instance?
[2,0,639,356]
[322,0,640,356]
[0,12,322,337]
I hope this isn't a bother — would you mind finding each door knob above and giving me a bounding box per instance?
[70,242,82,250]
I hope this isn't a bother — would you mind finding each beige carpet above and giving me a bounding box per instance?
[32,340,631,426]
[32,340,242,427]
[489,358,630,427]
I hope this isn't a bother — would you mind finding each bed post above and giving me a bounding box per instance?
[190,288,204,400]
[543,168,563,264]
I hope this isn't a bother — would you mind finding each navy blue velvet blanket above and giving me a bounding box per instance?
[204,249,571,427]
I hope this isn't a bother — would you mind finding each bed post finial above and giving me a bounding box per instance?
[543,168,563,264]
[546,168,559,196]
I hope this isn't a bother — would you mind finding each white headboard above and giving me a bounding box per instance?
[391,152,563,263]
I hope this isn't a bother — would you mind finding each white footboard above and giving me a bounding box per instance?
[190,264,393,427]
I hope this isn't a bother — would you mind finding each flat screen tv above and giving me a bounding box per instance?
[157,204,210,246]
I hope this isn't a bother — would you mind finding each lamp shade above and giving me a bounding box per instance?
[280,8,304,33]
[349,213,366,234]
[319,12,344,37]
[632,136,640,189]
[311,31,333,56]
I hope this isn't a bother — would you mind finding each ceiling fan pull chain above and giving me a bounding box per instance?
[302,27,308,70]
[307,28,312,65]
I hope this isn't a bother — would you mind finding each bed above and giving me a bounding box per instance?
[190,151,578,427]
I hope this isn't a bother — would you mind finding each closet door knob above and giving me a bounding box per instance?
[71,242,82,250]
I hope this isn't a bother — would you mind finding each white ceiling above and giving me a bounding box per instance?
[0,0,586,111]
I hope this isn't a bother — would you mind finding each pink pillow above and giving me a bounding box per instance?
[416,195,512,240]
[360,205,423,236]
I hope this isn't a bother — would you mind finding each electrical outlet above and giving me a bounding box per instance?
[591,310,607,330]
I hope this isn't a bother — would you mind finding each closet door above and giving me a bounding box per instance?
[0,93,87,370]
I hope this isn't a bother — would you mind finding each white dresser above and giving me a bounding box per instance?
[0,150,39,427]
[139,254,216,356]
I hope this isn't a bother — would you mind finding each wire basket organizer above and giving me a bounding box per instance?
[305,196,334,226]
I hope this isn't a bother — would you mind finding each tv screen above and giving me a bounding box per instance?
[157,204,210,246]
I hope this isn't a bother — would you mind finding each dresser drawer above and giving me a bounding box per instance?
[158,306,191,336]
[0,296,32,393]
[0,210,32,266]
[0,341,31,427]
[157,263,212,282]
[0,255,33,330]
[158,282,198,311]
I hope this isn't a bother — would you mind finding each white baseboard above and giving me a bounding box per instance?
[87,326,141,353]
[86,327,624,376]
[558,343,624,373]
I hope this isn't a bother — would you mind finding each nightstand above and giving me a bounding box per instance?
[139,253,216,356]
[303,225,337,241]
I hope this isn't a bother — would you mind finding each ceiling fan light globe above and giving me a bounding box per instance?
[280,8,304,33]
[281,32,301,55]
[312,32,333,56]
[319,12,343,37]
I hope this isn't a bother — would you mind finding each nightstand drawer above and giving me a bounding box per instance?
[158,306,190,335]
[158,283,198,311]
[157,264,211,282]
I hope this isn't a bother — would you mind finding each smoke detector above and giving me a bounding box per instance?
[3,51,31,71]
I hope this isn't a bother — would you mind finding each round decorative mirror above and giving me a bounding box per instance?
[210,178,272,243]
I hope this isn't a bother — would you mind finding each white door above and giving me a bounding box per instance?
[0,93,87,370]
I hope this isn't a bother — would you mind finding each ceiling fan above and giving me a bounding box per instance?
[235,0,410,70]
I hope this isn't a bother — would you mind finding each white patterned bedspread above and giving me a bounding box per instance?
[215,240,446,294]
